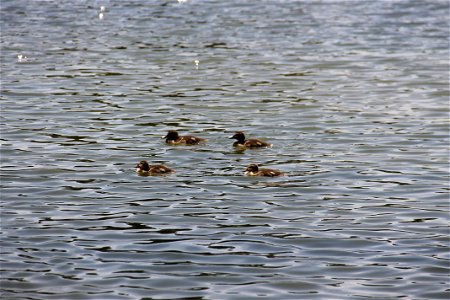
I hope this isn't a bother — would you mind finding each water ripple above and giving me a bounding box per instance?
[1,0,448,299]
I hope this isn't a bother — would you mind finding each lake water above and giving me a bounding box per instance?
[1,0,449,299]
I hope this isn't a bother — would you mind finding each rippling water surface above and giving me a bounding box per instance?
[1,0,449,299]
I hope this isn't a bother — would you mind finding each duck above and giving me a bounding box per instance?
[136,160,175,176]
[163,130,207,145]
[229,131,272,148]
[244,164,284,177]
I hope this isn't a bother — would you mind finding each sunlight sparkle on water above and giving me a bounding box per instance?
[98,6,105,19]
[17,54,27,62]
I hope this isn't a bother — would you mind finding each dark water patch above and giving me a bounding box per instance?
[282,72,313,77]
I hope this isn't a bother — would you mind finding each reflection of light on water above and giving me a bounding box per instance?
[99,6,105,19]
[178,0,187,3]
[194,59,199,69]
[17,54,28,62]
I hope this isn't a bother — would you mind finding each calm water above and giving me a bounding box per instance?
[1,0,449,299]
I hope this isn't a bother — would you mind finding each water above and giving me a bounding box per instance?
[1,0,449,299]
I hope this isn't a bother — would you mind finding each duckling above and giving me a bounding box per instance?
[244,164,284,177]
[164,130,207,145]
[136,160,175,176]
[230,131,272,148]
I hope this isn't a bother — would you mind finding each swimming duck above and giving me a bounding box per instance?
[230,131,272,148]
[164,130,207,145]
[136,160,175,176]
[244,164,284,177]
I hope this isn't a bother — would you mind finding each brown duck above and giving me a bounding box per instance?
[164,130,207,145]
[230,131,272,148]
[136,160,175,176]
[244,164,284,177]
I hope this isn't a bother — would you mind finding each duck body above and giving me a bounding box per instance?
[230,131,272,148]
[136,160,175,176]
[245,164,284,177]
[164,130,207,145]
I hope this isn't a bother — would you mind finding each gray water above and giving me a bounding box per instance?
[1,0,449,299]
